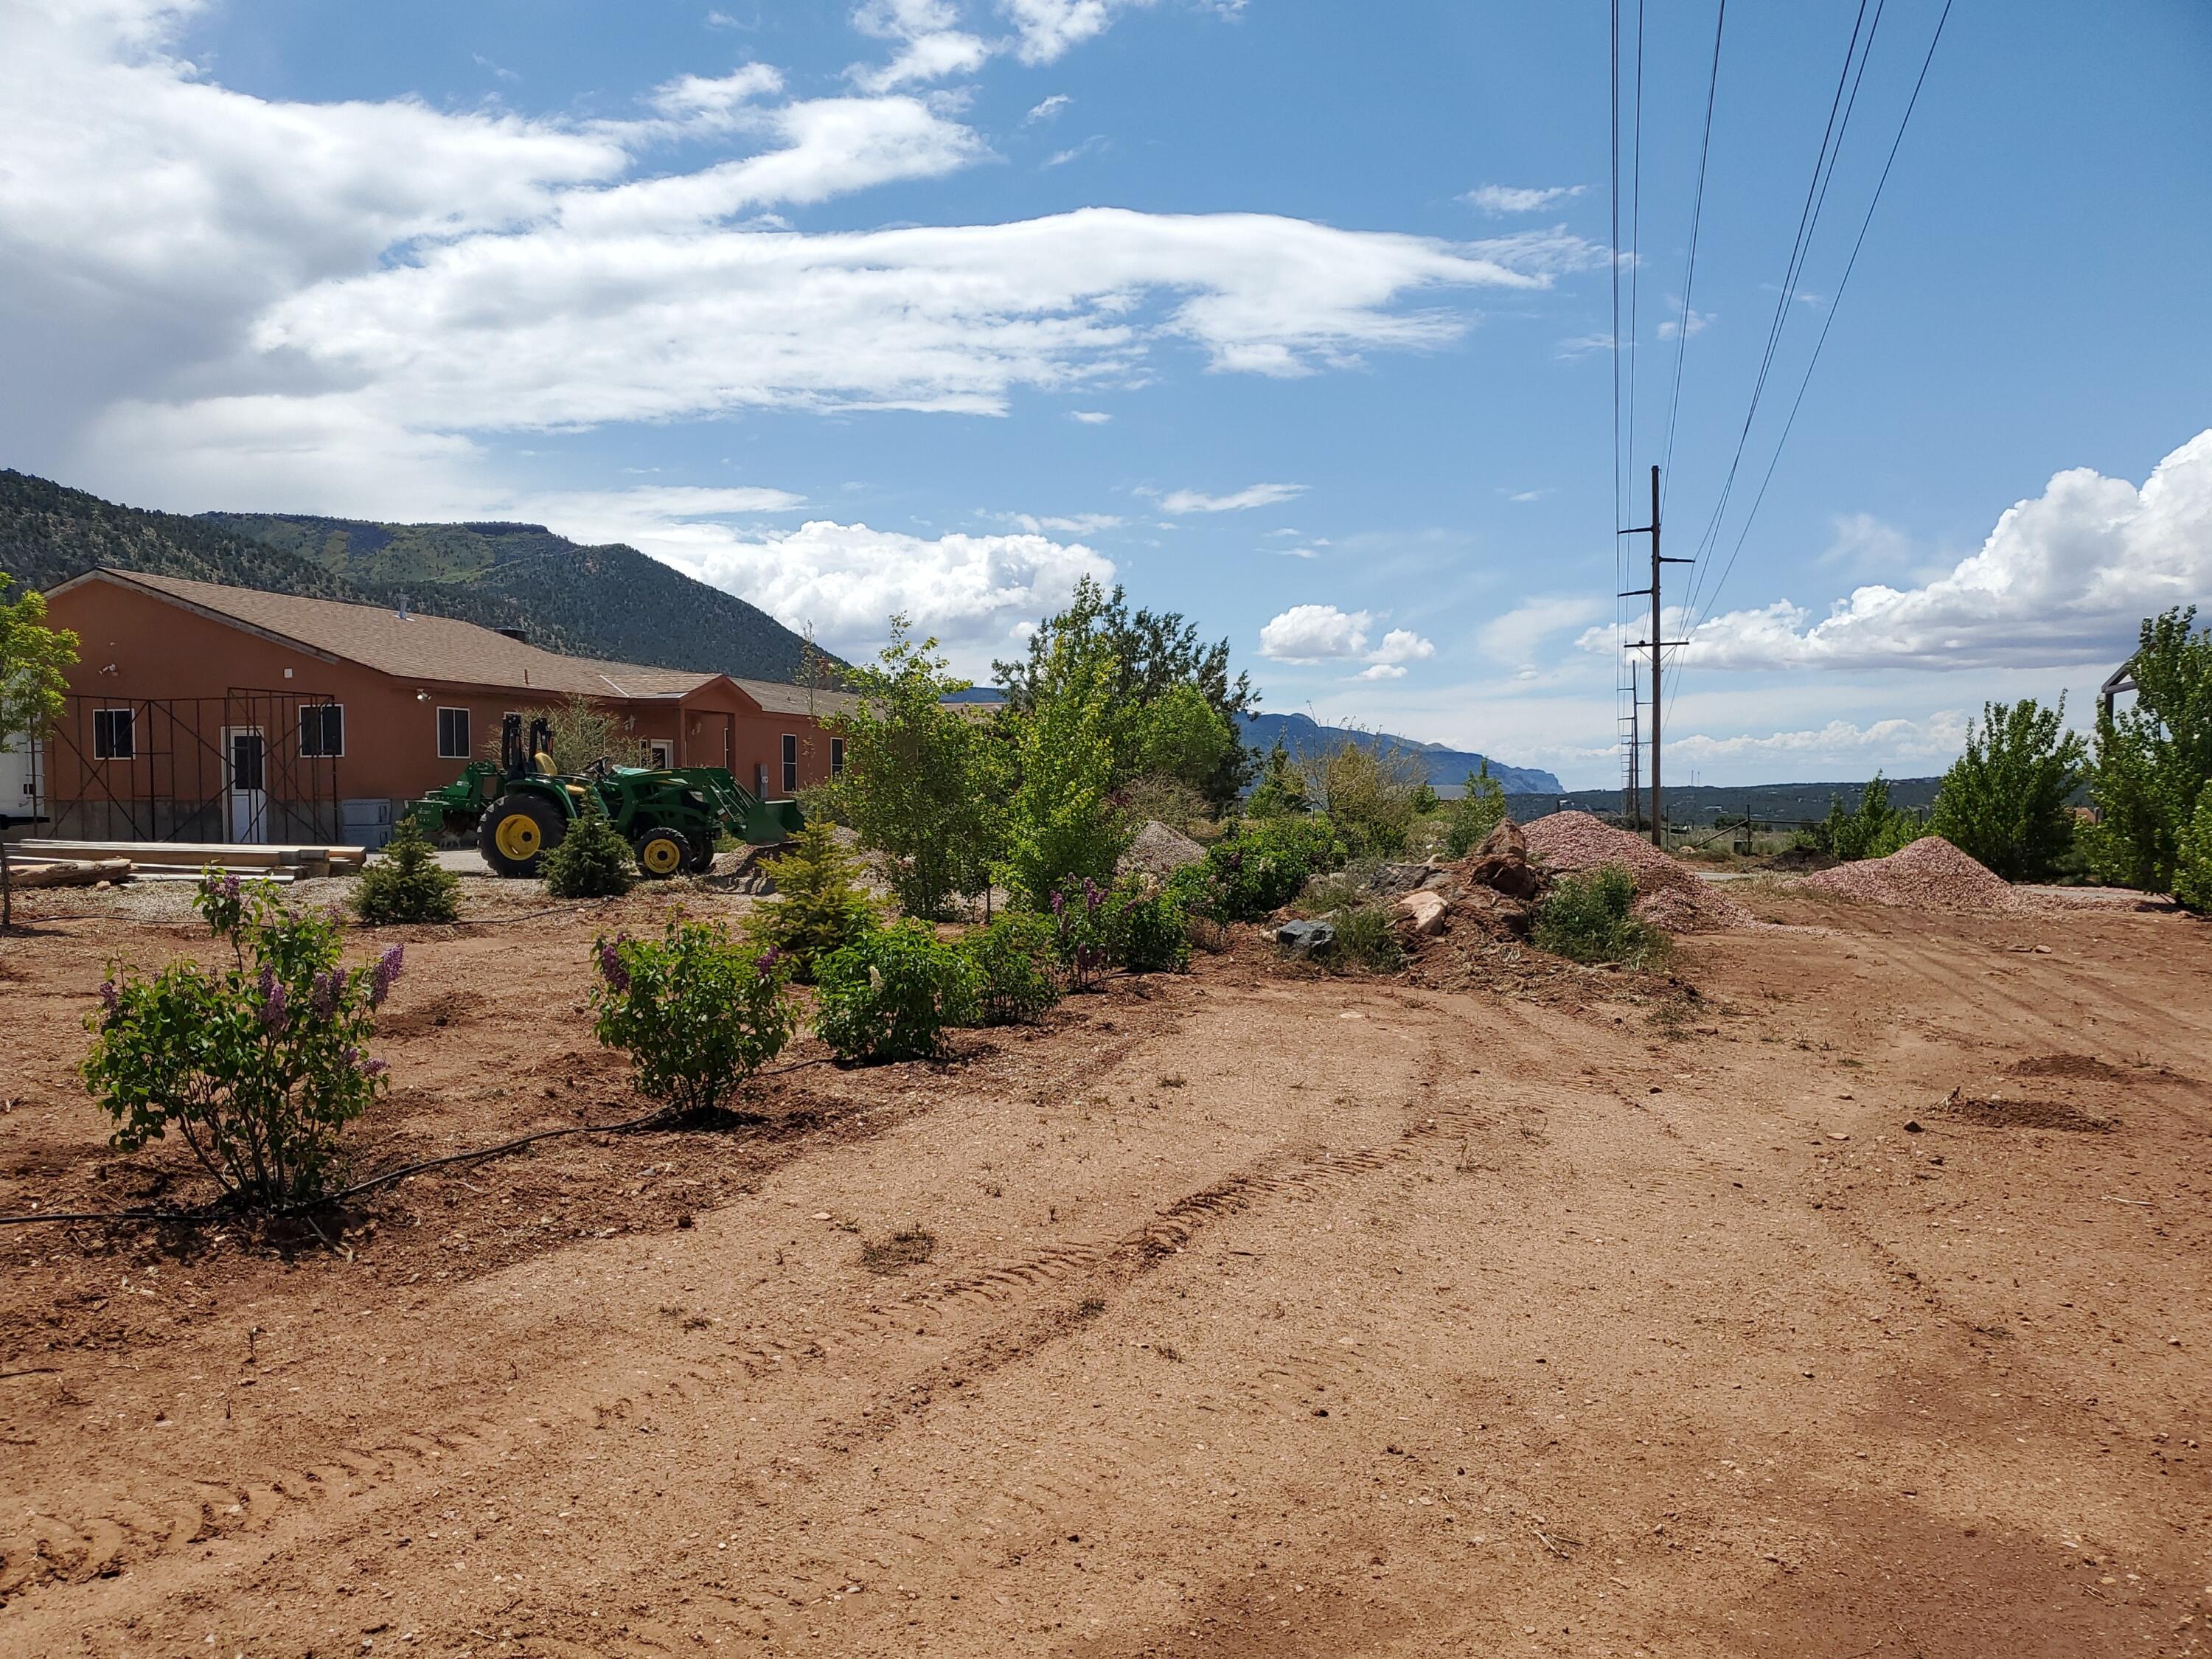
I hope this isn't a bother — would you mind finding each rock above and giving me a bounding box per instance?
[1366,862,1436,898]
[1119,820,1207,880]
[1274,918,1337,954]
[1459,818,1547,902]
[1395,889,1447,936]
[1417,869,1462,898]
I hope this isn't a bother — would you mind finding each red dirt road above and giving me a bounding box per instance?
[3,889,2209,1656]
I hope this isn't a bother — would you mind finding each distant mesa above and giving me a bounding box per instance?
[1238,712,1562,795]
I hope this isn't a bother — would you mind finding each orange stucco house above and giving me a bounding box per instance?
[29,568,852,846]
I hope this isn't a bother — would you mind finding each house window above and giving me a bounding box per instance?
[830,737,845,776]
[299,703,344,758]
[93,707,136,760]
[437,707,471,759]
[648,740,675,769]
[780,734,798,794]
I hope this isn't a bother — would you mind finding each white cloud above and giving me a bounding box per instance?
[1368,627,1434,665]
[1043,136,1106,168]
[849,0,990,91]
[1258,606,1432,672]
[1158,482,1307,514]
[1275,546,1321,560]
[1260,604,1371,662]
[528,495,1113,667]
[1009,511,1123,533]
[1644,430,2212,672]
[1664,712,1972,766]
[1001,0,1156,64]
[1655,305,1711,341]
[706,10,753,29]
[1068,408,1110,423]
[1464,183,1586,215]
[1025,94,1071,123]
[1,6,1602,523]
[1481,595,1608,667]
[1815,510,1915,571]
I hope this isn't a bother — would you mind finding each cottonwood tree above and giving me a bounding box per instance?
[2084,608,2212,893]
[1927,697,2087,881]
[0,572,78,928]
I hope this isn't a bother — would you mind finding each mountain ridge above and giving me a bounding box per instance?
[0,470,832,684]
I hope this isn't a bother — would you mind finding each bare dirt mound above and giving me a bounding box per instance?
[1522,811,1753,932]
[1119,819,1206,881]
[1935,1090,2117,1133]
[1803,835,2021,913]
[2011,1052,2129,1082]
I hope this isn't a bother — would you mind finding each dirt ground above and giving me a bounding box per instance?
[2,878,2209,1658]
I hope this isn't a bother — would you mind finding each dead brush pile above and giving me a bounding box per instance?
[1803,835,2022,913]
[1522,812,1753,932]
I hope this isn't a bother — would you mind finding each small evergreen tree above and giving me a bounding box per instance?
[352,818,462,925]
[1244,739,1310,818]
[1444,764,1508,858]
[743,820,878,981]
[543,811,636,899]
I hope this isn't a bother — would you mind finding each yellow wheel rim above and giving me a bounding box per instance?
[494,813,542,860]
[641,836,683,874]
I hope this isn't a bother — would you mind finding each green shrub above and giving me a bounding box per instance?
[1048,877,1116,992]
[543,810,636,899]
[1927,697,2087,881]
[1532,863,1668,967]
[1818,774,1927,863]
[1163,860,1230,950]
[352,818,461,925]
[1303,737,1424,859]
[744,820,879,981]
[959,913,1062,1025]
[2082,607,2212,892]
[816,922,978,1062]
[591,920,795,1115]
[80,870,400,1206]
[1108,881,1190,974]
[1206,815,1346,920]
[1243,738,1309,818]
[2173,779,2212,914]
[1444,766,1508,858]
[1318,901,1403,974]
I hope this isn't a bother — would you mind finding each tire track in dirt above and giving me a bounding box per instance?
[2,1020,1470,1618]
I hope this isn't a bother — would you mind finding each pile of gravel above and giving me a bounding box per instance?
[1119,819,1206,881]
[1802,835,2021,912]
[1521,811,1753,932]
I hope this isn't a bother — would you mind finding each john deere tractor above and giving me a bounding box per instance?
[410,714,802,880]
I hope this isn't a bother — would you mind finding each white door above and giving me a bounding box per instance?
[223,726,266,843]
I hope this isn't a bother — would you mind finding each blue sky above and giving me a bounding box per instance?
[4,1,2208,785]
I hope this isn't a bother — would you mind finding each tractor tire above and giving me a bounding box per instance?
[479,794,566,877]
[633,826,692,880]
[685,837,718,873]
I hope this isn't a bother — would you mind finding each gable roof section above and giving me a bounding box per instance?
[734,677,862,719]
[59,567,732,700]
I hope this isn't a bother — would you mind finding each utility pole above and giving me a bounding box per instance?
[1621,464,1690,848]
[1625,668,1641,830]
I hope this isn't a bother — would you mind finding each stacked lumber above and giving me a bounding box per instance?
[8,840,366,880]
[6,858,133,889]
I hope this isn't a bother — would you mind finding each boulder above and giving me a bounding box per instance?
[1460,818,1547,902]
[1273,918,1337,954]
[1395,888,1448,936]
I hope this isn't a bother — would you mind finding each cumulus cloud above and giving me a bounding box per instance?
[526,493,1113,667]
[848,0,989,91]
[1258,605,1433,672]
[1464,183,1585,215]
[1635,431,2212,672]
[1158,482,1307,514]
[1259,603,1371,662]
[1001,0,1156,64]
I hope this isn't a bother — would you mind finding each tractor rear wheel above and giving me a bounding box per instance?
[633,826,692,880]
[479,794,566,877]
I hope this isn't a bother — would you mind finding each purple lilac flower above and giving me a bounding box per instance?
[99,978,119,1015]
[1049,889,1065,917]
[753,946,783,975]
[597,939,631,992]
[361,1057,390,1078]
[256,967,289,1032]
[369,944,404,1008]
[310,969,343,1019]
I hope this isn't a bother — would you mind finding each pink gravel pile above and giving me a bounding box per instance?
[1521,811,1753,932]
[1802,835,2023,913]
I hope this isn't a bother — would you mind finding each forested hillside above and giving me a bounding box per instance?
[0,472,834,684]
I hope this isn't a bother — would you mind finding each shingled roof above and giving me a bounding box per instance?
[58,568,734,700]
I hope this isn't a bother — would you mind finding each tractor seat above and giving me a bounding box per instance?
[535,752,557,776]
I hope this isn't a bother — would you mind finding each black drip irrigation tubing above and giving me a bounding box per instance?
[0,1058,830,1231]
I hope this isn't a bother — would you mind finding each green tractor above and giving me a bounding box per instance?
[408,714,802,880]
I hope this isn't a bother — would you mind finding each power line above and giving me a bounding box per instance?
[1683,0,1955,640]
[1673,0,1877,627]
[1659,0,1728,505]
[1625,0,1647,485]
